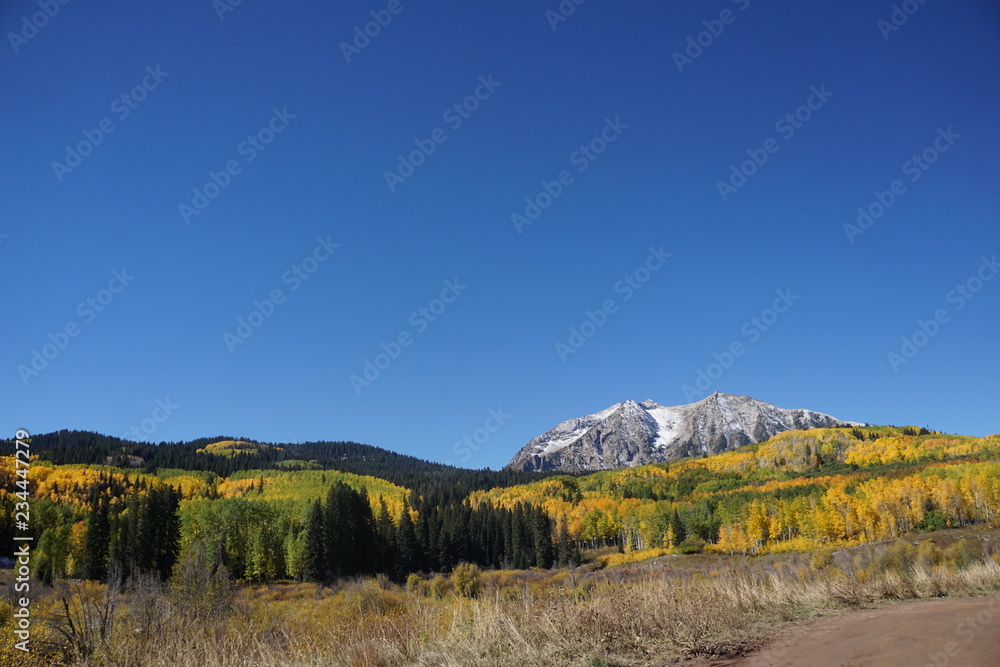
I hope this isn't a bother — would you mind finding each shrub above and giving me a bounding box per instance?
[451,562,481,598]
[916,539,943,568]
[943,538,983,569]
[345,580,405,616]
[868,540,918,576]
[169,542,236,620]
[810,549,833,570]
[430,575,448,599]
[921,510,949,531]
[678,536,706,554]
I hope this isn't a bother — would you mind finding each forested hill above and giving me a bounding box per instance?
[11,429,551,498]
[472,427,1000,557]
[6,426,999,589]
[2,431,564,585]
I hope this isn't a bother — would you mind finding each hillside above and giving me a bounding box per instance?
[17,429,549,500]
[0,433,558,585]
[478,426,1000,556]
[5,425,999,589]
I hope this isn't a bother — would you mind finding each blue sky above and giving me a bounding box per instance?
[3,0,999,470]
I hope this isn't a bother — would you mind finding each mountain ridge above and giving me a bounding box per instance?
[506,392,860,472]
[10,428,550,496]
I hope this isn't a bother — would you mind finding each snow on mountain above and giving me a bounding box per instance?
[506,392,860,472]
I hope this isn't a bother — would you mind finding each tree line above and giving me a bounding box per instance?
[301,483,573,582]
[14,470,576,587]
[15,429,554,498]
[29,473,181,585]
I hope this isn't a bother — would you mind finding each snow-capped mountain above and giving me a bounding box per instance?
[506,392,859,472]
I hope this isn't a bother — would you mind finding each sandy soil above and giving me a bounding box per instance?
[693,596,1000,667]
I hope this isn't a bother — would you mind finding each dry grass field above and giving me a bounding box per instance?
[3,529,999,666]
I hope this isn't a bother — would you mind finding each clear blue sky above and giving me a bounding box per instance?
[3,0,998,469]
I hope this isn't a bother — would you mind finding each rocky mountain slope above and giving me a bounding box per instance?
[506,392,859,472]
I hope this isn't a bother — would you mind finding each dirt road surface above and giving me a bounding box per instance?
[695,596,1000,667]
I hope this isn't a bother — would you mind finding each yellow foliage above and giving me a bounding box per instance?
[216,469,410,520]
[844,435,983,467]
[163,474,211,499]
[471,428,1000,557]
[196,440,285,457]
[597,547,670,567]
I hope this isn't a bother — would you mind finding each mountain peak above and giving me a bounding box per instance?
[506,394,856,472]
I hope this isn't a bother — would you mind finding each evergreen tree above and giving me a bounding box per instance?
[324,484,347,576]
[82,499,111,581]
[152,486,182,580]
[511,504,528,569]
[556,517,572,567]
[110,494,139,578]
[347,485,377,575]
[303,500,326,582]
[670,508,687,547]
[531,508,554,568]
[395,500,419,578]
[374,497,396,572]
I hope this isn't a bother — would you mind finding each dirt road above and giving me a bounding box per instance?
[696,597,1000,667]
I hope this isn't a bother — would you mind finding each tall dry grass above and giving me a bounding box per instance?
[3,538,999,667]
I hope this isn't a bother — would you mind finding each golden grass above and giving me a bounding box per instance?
[596,548,672,568]
[2,538,999,666]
